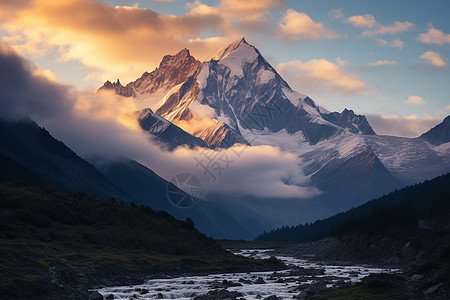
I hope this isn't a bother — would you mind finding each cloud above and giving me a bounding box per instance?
[0,0,289,82]
[328,8,343,21]
[437,105,450,118]
[418,25,450,45]
[405,96,426,105]
[278,9,339,41]
[375,38,405,49]
[0,43,73,121]
[0,0,240,83]
[366,114,441,138]
[345,14,412,49]
[345,14,414,36]
[346,14,376,28]
[361,21,414,37]
[419,50,447,68]
[277,58,371,95]
[0,44,318,200]
[187,0,285,32]
[368,60,399,67]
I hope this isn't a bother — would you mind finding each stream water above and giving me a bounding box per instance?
[95,249,397,299]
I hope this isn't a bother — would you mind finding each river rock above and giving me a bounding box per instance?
[194,289,243,300]
[254,277,266,284]
[264,296,280,300]
[238,278,252,284]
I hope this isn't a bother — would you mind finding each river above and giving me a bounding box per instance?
[95,249,397,299]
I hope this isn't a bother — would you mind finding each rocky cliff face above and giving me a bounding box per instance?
[99,48,201,97]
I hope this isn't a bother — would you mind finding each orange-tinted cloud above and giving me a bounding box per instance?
[0,0,289,82]
[187,0,284,33]
[278,9,339,41]
[405,96,426,105]
[361,21,414,36]
[0,0,236,82]
[277,58,371,95]
[375,38,405,49]
[418,25,450,45]
[346,14,376,28]
[346,14,414,36]
[419,50,447,68]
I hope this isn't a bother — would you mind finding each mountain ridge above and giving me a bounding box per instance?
[96,38,450,238]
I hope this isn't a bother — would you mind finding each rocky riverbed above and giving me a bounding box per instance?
[94,249,397,299]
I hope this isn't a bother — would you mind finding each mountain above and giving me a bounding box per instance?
[100,38,450,238]
[136,108,208,150]
[419,115,450,145]
[153,37,375,146]
[99,48,201,98]
[0,118,128,199]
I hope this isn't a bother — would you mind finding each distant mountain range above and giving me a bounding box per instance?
[99,37,450,238]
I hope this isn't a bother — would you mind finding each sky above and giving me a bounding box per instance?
[0,0,449,137]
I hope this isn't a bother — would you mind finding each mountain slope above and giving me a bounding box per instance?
[0,118,128,200]
[136,108,208,150]
[419,115,450,145]
[257,172,450,243]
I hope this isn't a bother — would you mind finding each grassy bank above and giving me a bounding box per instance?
[0,183,285,299]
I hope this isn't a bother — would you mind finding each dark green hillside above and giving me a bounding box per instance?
[258,173,450,299]
[0,183,284,299]
[257,173,450,243]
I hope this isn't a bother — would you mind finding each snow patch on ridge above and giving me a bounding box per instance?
[197,64,210,89]
[282,87,307,106]
[153,83,183,111]
[214,41,259,78]
[259,69,275,84]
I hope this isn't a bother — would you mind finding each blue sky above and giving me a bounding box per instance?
[1,0,449,136]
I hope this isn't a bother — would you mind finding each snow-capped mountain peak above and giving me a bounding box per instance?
[101,38,376,146]
[209,37,250,61]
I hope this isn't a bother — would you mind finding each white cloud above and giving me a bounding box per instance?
[419,50,447,68]
[418,25,450,45]
[277,58,371,95]
[405,96,426,105]
[278,9,339,41]
[368,60,399,67]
